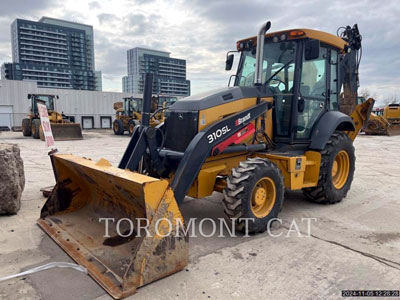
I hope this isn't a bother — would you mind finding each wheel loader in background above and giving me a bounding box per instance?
[38,22,373,299]
[113,95,177,135]
[22,94,83,140]
[362,98,400,135]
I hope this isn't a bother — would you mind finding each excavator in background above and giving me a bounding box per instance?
[38,22,373,299]
[22,94,83,140]
[113,95,177,135]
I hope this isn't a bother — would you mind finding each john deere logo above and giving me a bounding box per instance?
[235,113,251,126]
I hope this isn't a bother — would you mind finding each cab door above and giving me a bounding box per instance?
[296,45,328,139]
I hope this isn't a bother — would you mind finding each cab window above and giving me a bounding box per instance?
[297,47,327,139]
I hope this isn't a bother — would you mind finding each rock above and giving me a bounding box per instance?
[0,143,25,214]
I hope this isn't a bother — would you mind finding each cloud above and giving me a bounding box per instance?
[88,1,101,10]
[0,0,53,15]
[97,13,119,25]
[134,0,156,4]
[0,0,398,102]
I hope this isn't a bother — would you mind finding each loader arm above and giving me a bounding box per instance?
[120,100,272,204]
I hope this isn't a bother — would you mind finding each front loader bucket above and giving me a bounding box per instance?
[37,154,189,299]
[387,124,400,136]
[40,123,83,141]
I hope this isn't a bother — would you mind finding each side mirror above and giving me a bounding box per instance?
[225,54,234,71]
[27,94,31,99]
[56,95,59,99]
[305,39,320,60]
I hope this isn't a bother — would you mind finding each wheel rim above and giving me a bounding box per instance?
[251,177,276,218]
[113,122,118,132]
[32,124,36,135]
[331,150,350,189]
[129,123,134,134]
[22,122,25,131]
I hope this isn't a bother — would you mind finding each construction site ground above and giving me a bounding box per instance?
[0,130,399,300]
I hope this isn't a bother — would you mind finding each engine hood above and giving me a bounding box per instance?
[169,86,272,111]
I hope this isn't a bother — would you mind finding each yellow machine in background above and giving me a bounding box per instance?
[383,104,400,135]
[364,102,400,135]
[38,22,373,299]
[22,94,83,140]
[113,96,177,135]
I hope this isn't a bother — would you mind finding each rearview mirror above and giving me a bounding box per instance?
[305,39,320,60]
[225,54,234,71]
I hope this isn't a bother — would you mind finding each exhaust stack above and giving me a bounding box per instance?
[254,21,271,86]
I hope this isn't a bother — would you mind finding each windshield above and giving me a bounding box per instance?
[235,39,297,93]
[34,95,54,110]
[125,98,142,113]
[235,40,298,137]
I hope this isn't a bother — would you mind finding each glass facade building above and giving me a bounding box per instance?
[1,17,102,90]
[122,47,190,96]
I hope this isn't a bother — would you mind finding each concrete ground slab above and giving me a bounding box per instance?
[0,131,399,300]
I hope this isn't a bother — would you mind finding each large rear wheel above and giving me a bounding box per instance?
[223,158,284,233]
[303,131,355,204]
[22,118,31,136]
[31,119,41,139]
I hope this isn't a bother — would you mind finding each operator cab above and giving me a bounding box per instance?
[28,94,57,116]
[233,29,345,143]
[122,97,142,116]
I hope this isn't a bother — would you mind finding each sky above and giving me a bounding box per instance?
[0,0,399,105]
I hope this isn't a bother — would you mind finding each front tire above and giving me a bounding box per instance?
[223,158,285,233]
[128,119,139,136]
[113,119,124,135]
[303,131,355,204]
[31,119,41,139]
[22,118,31,136]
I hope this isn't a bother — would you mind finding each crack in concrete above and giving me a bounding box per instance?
[282,225,400,272]
[365,165,400,178]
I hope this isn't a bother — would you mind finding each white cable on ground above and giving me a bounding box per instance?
[0,262,87,282]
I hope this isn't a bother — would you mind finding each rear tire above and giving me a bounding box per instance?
[22,118,31,136]
[303,131,355,204]
[113,119,124,135]
[222,158,284,233]
[31,119,41,139]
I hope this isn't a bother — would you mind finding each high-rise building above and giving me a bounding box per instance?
[122,47,190,96]
[1,17,102,90]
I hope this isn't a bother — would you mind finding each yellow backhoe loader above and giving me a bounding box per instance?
[22,94,83,141]
[113,96,176,135]
[38,22,373,299]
